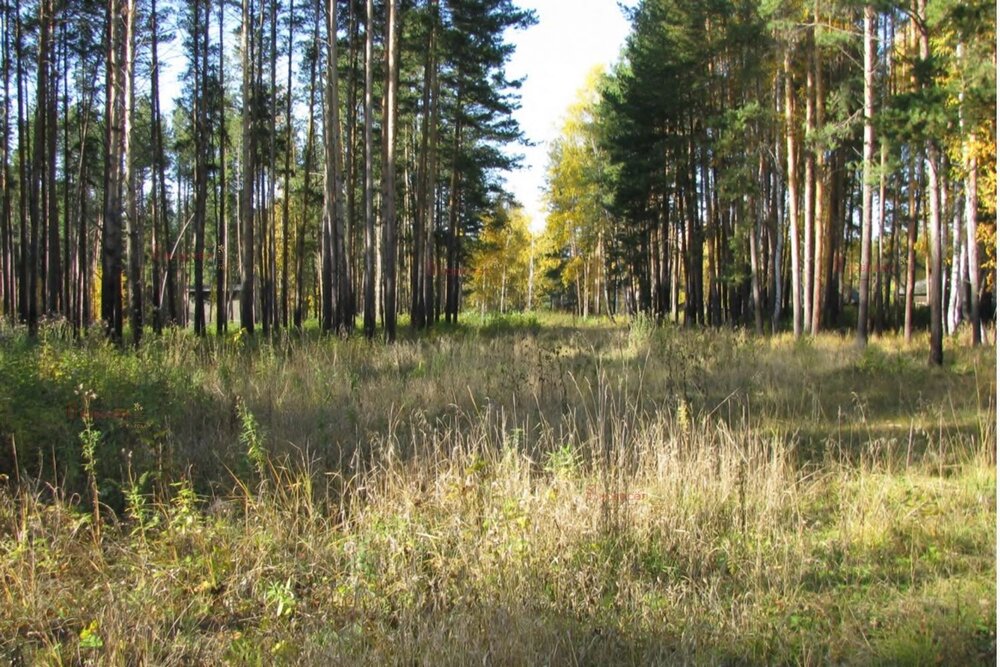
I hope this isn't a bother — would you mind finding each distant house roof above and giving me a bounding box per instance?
[897,279,928,298]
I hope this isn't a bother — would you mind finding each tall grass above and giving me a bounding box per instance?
[0,319,995,663]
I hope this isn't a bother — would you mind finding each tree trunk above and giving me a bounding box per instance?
[904,156,919,342]
[411,0,439,330]
[28,0,49,333]
[424,0,440,326]
[965,148,981,345]
[445,111,462,324]
[958,42,982,345]
[874,140,888,333]
[322,0,352,333]
[0,0,12,323]
[279,0,293,329]
[15,0,27,326]
[193,0,208,335]
[150,0,174,329]
[124,0,141,345]
[362,0,375,338]
[856,4,875,346]
[810,15,825,336]
[784,48,801,337]
[216,0,228,335]
[803,29,815,333]
[295,0,320,329]
[381,0,399,341]
[240,0,256,333]
[947,185,963,335]
[926,146,944,365]
[102,0,125,342]
[916,0,943,365]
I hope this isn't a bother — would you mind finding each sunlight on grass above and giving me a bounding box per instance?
[0,317,995,663]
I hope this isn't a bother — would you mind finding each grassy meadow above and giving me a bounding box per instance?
[0,315,996,664]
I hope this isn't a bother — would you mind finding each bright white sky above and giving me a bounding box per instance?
[504,0,634,234]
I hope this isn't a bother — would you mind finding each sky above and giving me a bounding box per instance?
[504,0,634,234]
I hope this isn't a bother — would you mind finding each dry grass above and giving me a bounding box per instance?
[0,316,995,664]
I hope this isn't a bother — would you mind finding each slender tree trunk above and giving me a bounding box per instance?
[45,0,58,317]
[216,0,228,335]
[345,0,358,317]
[946,184,963,335]
[266,0,278,333]
[784,48,801,337]
[445,109,463,324]
[295,0,320,329]
[857,4,875,346]
[412,0,439,330]
[322,0,351,332]
[279,0,293,329]
[193,0,208,335]
[240,0,256,333]
[0,0,12,323]
[810,15,825,335]
[749,198,764,335]
[76,122,91,332]
[150,0,173,329]
[424,0,439,326]
[958,42,982,345]
[124,0,141,345]
[803,29,815,332]
[28,0,49,333]
[874,139,888,333]
[362,0,375,338]
[15,0,26,325]
[904,156,919,342]
[926,147,944,364]
[38,0,59,318]
[770,101,784,334]
[916,0,942,364]
[102,0,125,341]
[965,148,981,344]
[381,0,399,341]
[73,56,96,333]
[61,24,70,322]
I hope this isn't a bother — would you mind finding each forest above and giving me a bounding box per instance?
[539,0,996,362]
[0,0,992,357]
[0,0,535,343]
[0,0,996,663]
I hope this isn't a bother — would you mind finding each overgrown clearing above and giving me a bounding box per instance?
[0,317,995,664]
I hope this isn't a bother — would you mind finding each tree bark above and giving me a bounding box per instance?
[904,155,918,342]
[279,0,293,329]
[322,0,352,333]
[124,0,141,345]
[810,11,825,336]
[915,0,943,364]
[216,0,228,335]
[381,0,399,341]
[15,0,27,326]
[958,43,982,345]
[965,148,981,345]
[362,0,375,338]
[784,48,801,337]
[295,0,320,328]
[102,0,125,342]
[240,0,256,333]
[150,0,175,329]
[0,0,12,323]
[857,4,875,346]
